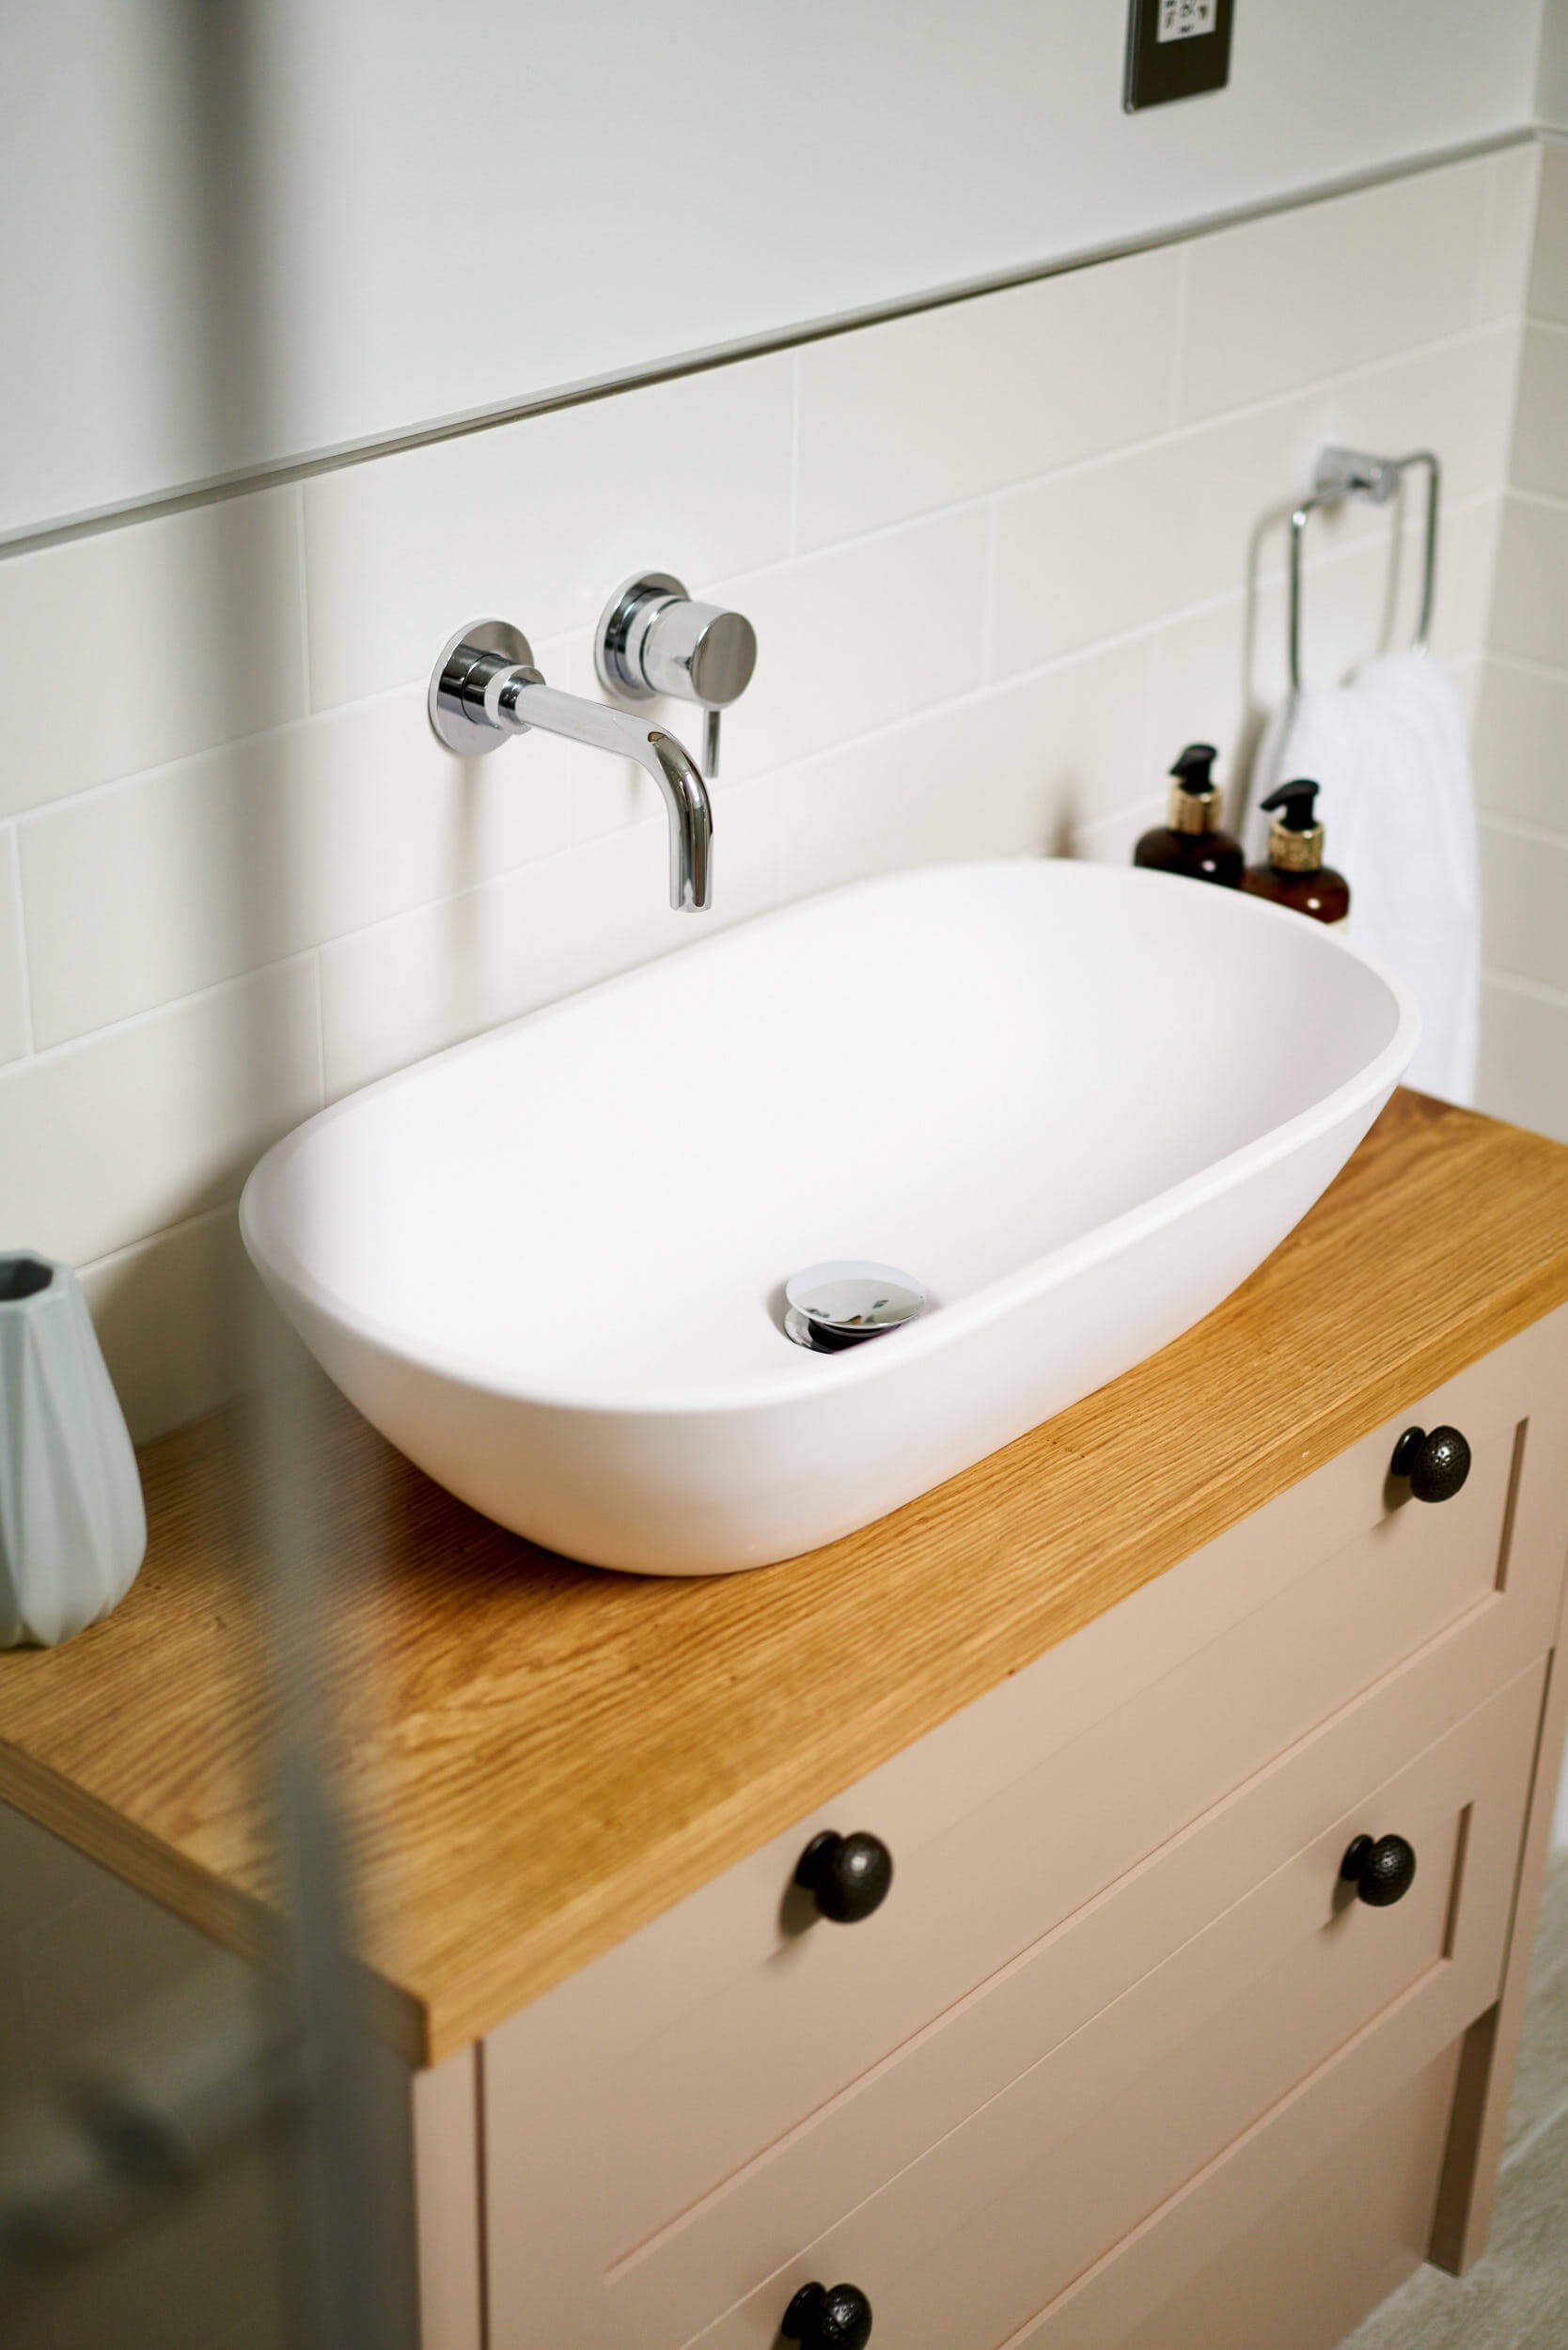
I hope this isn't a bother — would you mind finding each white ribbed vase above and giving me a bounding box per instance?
[0,1252,146,1647]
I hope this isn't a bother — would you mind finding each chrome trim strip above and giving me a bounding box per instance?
[0,125,1537,562]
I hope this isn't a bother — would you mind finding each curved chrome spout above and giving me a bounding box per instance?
[494,675,713,912]
[647,730,713,911]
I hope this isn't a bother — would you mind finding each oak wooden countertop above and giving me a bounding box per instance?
[3,1090,1567,2064]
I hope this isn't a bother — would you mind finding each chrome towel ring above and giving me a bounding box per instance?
[1287,446,1440,693]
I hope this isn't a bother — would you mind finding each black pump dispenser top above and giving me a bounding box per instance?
[1245,772,1347,917]
[1259,776,1326,874]
[1261,778,1321,832]
[1162,742,1229,840]
[1136,738,1242,882]
[1169,742,1218,793]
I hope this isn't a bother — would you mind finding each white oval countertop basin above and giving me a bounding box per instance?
[241,861,1418,1574]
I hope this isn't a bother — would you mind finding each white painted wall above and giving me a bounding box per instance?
[1539,0,1568,127]
[0,0,1546,539]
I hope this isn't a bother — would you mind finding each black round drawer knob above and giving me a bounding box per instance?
[1389,1424,1471,1503]
[1341,1832,1418,1907]
[782,2280,873,2348]
[794,1830,893,1924]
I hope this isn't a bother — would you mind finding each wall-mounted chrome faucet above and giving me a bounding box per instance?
[594,571,757,780]
[429,619,713,911]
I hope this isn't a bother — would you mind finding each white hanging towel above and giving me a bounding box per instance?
[1250,650,1479,1105]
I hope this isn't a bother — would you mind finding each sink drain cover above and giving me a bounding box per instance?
[783,1261,928,1352]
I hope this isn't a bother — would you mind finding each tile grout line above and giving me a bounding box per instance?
[1479,809,1568,850]
[787,349,802,559]
[291,480,314,719]
[74,1196,244,1280]
[979,500,1000,686]
[1167,243,1192,431]
[2,636,573,827]
[8,469,1497,849]
[0,469,1507,1070]
[0,316,1518,834]
[670,315,1525,605]
[289,486,331,1091]
[1484,648,1568,684]
[976,487,1499,693]
[1139,628,1166,791]
[792,316,1519,568]
[1480,964,1568,1012]
[3,821,37,1061]
[307,948,326,1110]
[0,945,324,1082]
[263,756,1179,978]
[1469,152,1503,330]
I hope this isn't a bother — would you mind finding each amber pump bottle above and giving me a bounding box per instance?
[1133,744,1244,887]
[1243,779,1350,926]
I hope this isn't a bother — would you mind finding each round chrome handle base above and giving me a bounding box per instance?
[594,570,687,702]
[428,619,536,756]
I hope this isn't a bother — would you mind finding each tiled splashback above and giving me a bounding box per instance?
[1475,136,1568,1142]
[0,148,1542,1444]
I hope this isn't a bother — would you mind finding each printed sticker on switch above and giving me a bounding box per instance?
[1159,0,1217,39]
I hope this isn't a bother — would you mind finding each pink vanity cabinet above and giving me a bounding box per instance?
[413,1305,1568,2350]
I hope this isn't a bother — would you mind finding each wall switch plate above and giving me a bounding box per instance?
[1124,0,1234,111]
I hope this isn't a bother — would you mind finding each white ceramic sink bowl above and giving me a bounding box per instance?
[241,862,1417,1574]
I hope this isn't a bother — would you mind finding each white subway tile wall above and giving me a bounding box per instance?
[0,149,1546,1444]
[302,358,797,710]
[792,246,1184,550]
[1175,164,1496,423]
[1474,136,1568,1144]
[0,960,321,1269]
[1481,824,1568,993]
[1474,658,1568,830]
[0,490,307,817]
[74,1208,257,1453]
[316,772,782,1099]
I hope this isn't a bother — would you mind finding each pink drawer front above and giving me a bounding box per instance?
[1014,2042,1466,2350]
[681,1660,1543,2350]
[480,1308,1568,2350]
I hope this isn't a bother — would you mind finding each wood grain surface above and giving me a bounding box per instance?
[3,1090,1567,2063]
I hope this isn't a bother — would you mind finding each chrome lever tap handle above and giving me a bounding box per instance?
[595,570,756,784]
